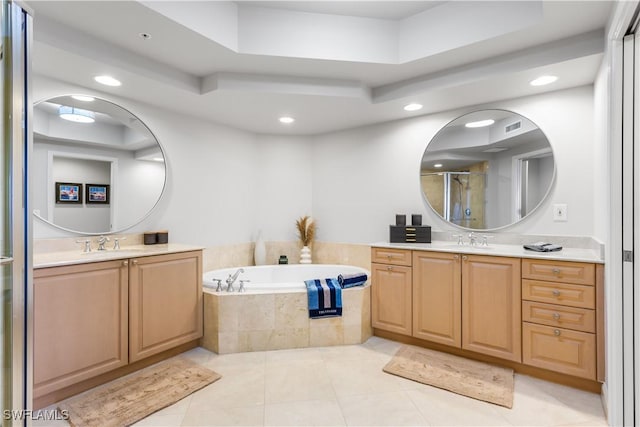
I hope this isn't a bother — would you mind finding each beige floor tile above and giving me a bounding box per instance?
[31,406,71,427]
[338,391,429,426]
[205,349,266,370]
[265,347,324,366]
[181,405,264,426]
[318,343,391,362]
[325,357,411,398]
[265,360,336,404]
[188,365,265,411]
[406,386,511,426]
[132,413,186,426]
[180,346,214,366]
[492,375,605,426]
[360,336,404,357]
[264,398,346,426]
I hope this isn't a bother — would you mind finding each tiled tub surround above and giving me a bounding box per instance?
[202,283,372,354]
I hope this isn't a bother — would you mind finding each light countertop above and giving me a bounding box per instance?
[33,243,204,269]
[371,241,604,264]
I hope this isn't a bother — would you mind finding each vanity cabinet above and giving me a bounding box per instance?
[461,255,521,362]
[521,259,599,380]
[371,246,604,386]
[371,248,412,335]
[412,251,461,347]
[33,249,203,403]
[34,260,129,398]
[129,251,203,362]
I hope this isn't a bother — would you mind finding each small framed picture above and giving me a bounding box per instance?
[55,182,83,204]
[86,184,110,204]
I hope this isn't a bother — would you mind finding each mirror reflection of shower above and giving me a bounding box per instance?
[421,169,487,229]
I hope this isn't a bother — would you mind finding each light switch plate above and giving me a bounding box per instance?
[553,204,567,221]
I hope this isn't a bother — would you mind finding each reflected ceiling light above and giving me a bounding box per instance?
[58,106,95,123]
[530,75,558,86]
[152,157,164,162]
[94,75,122,86]
[404,103,423,111]
[434,163,443,168]
[71,95,95,102]
[465,119,495,128]
[279,116,295,124]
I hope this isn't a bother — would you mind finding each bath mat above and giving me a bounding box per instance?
[58,357,221,427]
[383,345,514,408]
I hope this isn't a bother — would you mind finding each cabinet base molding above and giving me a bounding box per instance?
[374,329,601,393]
[33,340,199,410]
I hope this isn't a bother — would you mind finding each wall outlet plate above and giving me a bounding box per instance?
[553,204,568,221]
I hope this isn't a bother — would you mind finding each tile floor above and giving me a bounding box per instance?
[36,337,608,426]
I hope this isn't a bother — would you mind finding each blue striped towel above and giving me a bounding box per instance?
[338,273,368,289]
[304,278,342,318]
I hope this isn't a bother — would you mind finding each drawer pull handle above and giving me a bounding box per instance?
[552,268,561,274]
[387,266,393,271]
[122,260,128,267]
[553,313,561,320]
[554,329,561,336]
[462,255,468,261]
[552,290,561,297]
[132,259,138,265]
[454,255,459,260]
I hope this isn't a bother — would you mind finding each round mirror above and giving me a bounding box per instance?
[33,95,166,234]
[420,110,555,230]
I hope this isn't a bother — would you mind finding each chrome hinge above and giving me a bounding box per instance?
[623,250,633,262]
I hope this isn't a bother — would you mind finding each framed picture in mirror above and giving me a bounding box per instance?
[55,182,83,204]
[86,184,110,204]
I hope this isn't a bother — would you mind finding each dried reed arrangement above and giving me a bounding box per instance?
[295,215,316,246]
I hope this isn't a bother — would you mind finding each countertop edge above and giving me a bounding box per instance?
[33,244,204,269]
[370,242,604,264]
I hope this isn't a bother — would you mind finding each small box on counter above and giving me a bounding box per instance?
[144,232,157,245]
[390,225,431,243]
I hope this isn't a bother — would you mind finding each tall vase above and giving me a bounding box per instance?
[300,245,312,264]
[254,230,266,265]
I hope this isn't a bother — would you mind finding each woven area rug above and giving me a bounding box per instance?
[383,345,514,408]
[58,357,221,427]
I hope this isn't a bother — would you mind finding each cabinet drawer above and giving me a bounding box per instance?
[523,323,596,380]
[522,301,595,333]
[371,247,412,266]
[522,259,595,286]
[522,279,595,309]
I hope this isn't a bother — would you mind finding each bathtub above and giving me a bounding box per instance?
[203,264,369,294]
[201,264,372,354]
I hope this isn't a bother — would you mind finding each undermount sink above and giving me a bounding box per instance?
[81,248,145,256]
[435,244,495,251]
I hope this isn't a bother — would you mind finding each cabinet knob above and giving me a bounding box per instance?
[132,259,138,265]
[387,266,393,271]
[552,290,561,297]
[553,312,561,320]
[387,255,392,260]
[453,255,459,260]
[462,255,468,261]
[552,268,561,275]
[553,329,561,336]
[122,260,128,267]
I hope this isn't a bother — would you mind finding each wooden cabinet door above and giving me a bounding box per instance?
[371,263,412,336]
[34,260,128,398]
[412,251,461,347]
[129,251,203,362]
[462,255,521,362]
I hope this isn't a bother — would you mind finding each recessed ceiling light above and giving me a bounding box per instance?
[279,116,295,124]
[58,106,95,123]
[465,119,495,128]
[404,103,423,111]
[139,32,152,40]
[530,75,558,86]
[434,163,443,168]
[94,75,122,87]
[71,95,95,102]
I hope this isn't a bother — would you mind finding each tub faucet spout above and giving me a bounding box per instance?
[226,268,245,292]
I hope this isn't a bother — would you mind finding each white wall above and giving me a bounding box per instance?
[311,86,596,243]
[33,75,314,245]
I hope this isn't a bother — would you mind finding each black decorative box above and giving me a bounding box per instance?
[390,225,431,243]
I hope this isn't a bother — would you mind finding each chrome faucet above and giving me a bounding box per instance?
[96,235,110,251]
[76,239,91,253]
[226,268,245,292]
[468,232,478,246]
